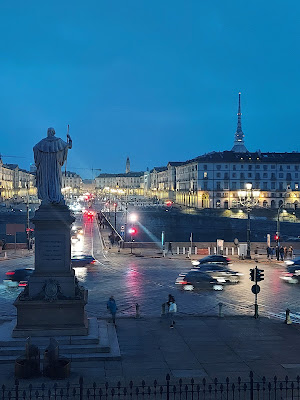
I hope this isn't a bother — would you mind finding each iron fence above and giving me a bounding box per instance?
[2,373,300,400]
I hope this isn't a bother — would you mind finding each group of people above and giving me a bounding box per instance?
[106,294,177,329]
[267,245,293,261]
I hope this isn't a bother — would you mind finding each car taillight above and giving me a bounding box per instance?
[90,260,96,264]
[18,282,27,287]
[6,272,15,276]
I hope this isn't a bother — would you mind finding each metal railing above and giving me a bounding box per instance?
[3,373,300,400]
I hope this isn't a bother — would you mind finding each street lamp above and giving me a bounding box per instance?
[129,213,138,223]
[113,202,117,229]
[238,183,260,259]
[277,205,287,247]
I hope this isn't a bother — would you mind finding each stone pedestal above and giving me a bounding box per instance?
[13,204,88,337]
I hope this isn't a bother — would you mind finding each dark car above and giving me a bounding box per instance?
[71,255,96,268]
[4,268,34,287]
[191,255,231,267]
[176,271,223,291]
[191,263,242,283]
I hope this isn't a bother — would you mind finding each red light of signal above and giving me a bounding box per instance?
[128,227,137,235]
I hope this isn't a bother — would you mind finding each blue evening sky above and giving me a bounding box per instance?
[0,1,299,178]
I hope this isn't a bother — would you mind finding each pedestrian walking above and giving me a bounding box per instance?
[107,296,118,325]
[266,246,271,259]
[168,299,177,328]
[279,246,285,261]
[288,246,294,259]
[284,246,288,259]
[167,242,173,255]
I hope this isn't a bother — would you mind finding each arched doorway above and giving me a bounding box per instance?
[271,200,276,208]
[263,200,268,208]
[216,199,221,208]
[202,193,209,208]
[224,200,229,209]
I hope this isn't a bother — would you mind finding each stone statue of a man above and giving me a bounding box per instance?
[33,127,72,204]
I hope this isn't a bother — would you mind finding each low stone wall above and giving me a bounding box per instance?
[4,243,27,249]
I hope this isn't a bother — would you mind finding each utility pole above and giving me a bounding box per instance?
[26,181,30,251]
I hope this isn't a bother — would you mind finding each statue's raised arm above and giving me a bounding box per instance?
[33,127,72,204]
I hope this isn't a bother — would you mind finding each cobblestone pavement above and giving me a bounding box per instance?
[0,214,299,323]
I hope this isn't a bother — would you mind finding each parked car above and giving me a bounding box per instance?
[191,263,242,283]
[175,270,223,291]
[191,255,232,266]
[4,268,34,287]
[71,255,96,268]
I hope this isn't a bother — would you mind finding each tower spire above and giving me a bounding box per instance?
[126,157,130,174]
[231,92,248,153]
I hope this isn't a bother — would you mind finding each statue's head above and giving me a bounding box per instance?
[47,127,56,137]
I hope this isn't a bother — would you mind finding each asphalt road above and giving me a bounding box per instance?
[0,212,299,323]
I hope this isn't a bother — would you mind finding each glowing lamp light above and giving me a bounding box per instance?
[129,213,138,223]
[245,183,252,190]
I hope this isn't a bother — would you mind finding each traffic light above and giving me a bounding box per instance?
[250,268,255,281]
[275,234,279,243]
[256,268,264,282]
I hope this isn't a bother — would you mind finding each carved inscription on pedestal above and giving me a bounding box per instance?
[36,234,66,270]
[40,235,64,262]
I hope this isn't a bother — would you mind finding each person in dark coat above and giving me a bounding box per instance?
[167,241,173,255]
[279,246,285,261]
[107,296,118,324]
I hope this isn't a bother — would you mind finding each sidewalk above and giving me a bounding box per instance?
[0,249,33,261]
[1,316,300,385]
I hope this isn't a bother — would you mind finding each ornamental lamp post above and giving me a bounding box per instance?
[238,183,260,259]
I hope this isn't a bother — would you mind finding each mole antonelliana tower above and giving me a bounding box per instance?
[126,157,130,174]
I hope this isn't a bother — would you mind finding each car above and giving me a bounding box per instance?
[285,258,300,267]
[280,272,299,284]
[71,255,96,268]
[4,268,34,287]
[190,263,242,283]
[72,226,84,235]
[176,271,223,291]
[191,255,232,267]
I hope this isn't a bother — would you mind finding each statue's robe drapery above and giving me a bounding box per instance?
[33,137,69,204]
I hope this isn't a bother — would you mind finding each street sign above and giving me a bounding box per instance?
[251,284,260,294]
[121,226,125,232]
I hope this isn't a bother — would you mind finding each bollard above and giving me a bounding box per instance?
[4,252,7,259]
[285,308,292,325]
[177,247,180,255]
[161,302,166,316]
[218,302,223,318]
[135,303,140,319]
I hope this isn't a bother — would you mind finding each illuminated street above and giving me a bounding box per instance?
[0,213,299,323]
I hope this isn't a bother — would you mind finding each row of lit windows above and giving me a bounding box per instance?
[206,172,297,179]
[202,164,299,171]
